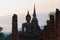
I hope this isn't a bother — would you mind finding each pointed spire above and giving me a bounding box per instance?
[26,11,30,17]
[27,11,29,16]
[33,4,36,17]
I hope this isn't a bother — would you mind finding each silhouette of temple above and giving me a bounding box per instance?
[20,5,42,40]
[12,5,60,40]
[22,5,40,33]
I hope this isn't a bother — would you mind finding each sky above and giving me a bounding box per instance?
[0,0,60,32]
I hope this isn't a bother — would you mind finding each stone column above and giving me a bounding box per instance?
[12,14,18,40]
[44,20,50,40]
[56,9,60,40]
[48,15,56,40]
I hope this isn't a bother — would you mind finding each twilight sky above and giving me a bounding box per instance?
[0,0,60,32]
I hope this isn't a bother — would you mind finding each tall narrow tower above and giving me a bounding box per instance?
[31,5,40,33]
[12,14,18,40]
[48,15,56,40]
[31,5,38,24]
[56,9,60,40]
[33,4,36,18]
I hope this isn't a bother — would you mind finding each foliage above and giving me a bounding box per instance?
[5,34,12,40]
[0,27,5,40]
[0,27,3,32]
[49,12,55,16]
[0,33,5,40]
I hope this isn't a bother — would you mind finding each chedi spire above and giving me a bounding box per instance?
[33,4,36,17]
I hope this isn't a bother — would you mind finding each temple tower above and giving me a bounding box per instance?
[12,14,18,40]
[48,15,56,40]
[56,9,60,40]
[44,20,50,40]
[31,5,40,33]
[44,15,56,40]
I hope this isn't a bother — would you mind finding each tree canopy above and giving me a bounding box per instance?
[0,27,3,32]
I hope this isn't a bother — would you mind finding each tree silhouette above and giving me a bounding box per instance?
[5,34,12,40]
[0,27,3,32]
[0,27,5,40]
